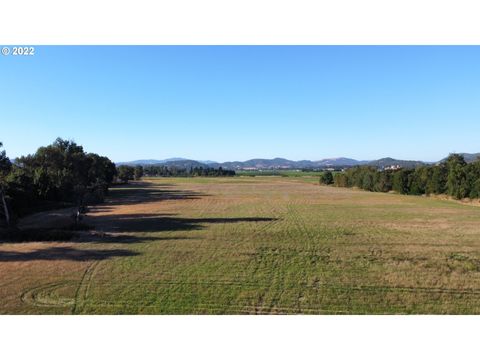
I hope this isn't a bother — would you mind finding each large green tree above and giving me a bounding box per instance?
[134,165,144,180]
[426,164,447,194]
[2,138,116,227]
[17,138,91,201]
[117,165,135,183]
[408,166,431,195]
[392,169,412,194]
[446,154,468,199]
[466,160,480,198]
[374,170,393,192]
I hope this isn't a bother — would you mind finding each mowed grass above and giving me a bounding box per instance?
[1,177,480,314]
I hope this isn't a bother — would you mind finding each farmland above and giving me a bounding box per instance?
[1,176,480,314]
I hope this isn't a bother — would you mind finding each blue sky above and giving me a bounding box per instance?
[1,46,480,162]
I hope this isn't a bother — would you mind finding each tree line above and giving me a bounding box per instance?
[320,154,480,200]
[0,138,116,228]
[119,165,236,178]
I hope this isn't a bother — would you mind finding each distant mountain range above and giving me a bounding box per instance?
[117,153,480,170]
[117,157,367,169]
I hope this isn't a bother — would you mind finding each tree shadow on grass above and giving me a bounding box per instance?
[0,228,193,245]
[87,213,279,233]
[0,215,279,245]
[2,180,279,260]
[0,246,139,262]
[74,233,193,244]
[0,215,278,262]
[102,181,208,208]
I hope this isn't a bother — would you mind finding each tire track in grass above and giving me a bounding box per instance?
[21,281,76,308]
[188,182,283,314]
[256,201,295,313]
[75,280,480,314]
[72,260,101,314]
[247,194,285,313]
[80,302,352,314]
[60,278,480,296]
[63,298,428,315]
[268,201,316,313]
[44,268,480,314]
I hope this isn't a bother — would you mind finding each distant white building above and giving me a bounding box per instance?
[384,164,402,170]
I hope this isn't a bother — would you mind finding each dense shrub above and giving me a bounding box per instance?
[319,171,334,185]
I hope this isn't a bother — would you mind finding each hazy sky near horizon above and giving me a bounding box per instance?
[1,46,480,162]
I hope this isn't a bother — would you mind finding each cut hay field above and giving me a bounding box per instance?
[1,176,480,314]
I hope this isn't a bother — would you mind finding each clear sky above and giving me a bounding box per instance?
[1,46,480,162]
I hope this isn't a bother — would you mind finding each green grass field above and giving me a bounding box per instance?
[2,176,480,314]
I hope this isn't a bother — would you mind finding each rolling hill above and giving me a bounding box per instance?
[366,157,428,169]
[439,153,480,163]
